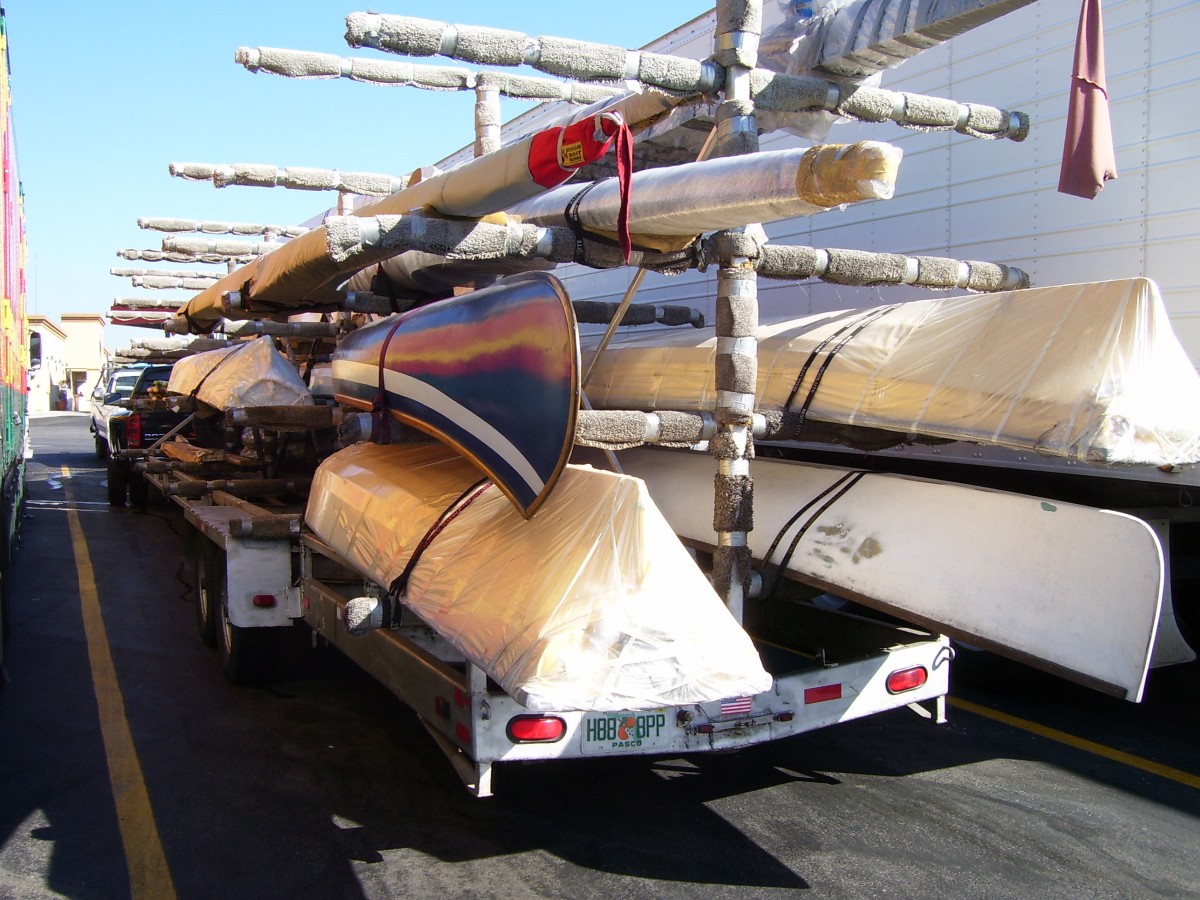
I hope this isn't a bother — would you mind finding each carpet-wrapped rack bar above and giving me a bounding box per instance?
[581,278,1200,467]
[112,297,195,311]
[573,300,703,328]
[112,338,228,365]
[236,46,620,105]
[220,320,339,339]
[173,88,682,332]
[109,311,175,329]
[167,478,311,499]
[226,406,338,429]
[305,441,772,711]
[345,12,722,93]
[138,217,309,238]
[169,162,406,196]
[118,248,255,265]
[129,275,220,291]
[508,143,899,247]
[111,268,220,280]
[162,236,283,258]
[344,13,1026,142]
[167,336,315,414]
[735,240,1029,293]
[156,211,1027,331]
[749,70,1028,141]
[325,215,574,271]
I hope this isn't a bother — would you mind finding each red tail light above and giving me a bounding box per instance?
[506,715,566,743]
[886,666,928,694]
[125,414,142,448]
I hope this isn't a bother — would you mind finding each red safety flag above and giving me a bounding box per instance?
[1058,0,1117,199]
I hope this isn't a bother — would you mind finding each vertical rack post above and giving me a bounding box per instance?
[710,0,763,623]
[474,81,502,158]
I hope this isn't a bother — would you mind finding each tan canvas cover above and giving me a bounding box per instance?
[582,278,1200,466]
[305,442,771,711]
[167,336,313,411]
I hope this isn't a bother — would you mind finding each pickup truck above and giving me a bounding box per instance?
[98,363,192,506]
[89,364,145,459]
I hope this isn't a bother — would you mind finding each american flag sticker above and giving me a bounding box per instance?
[719,696,753,716]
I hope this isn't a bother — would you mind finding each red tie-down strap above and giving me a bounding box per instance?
[371,317,407,445]
[528,112,634,262]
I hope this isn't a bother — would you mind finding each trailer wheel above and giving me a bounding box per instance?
[94,436,107,460]
[127,473,148,507]
[106,460,127,506]
[217,589,279,685]
[194,543,220,648]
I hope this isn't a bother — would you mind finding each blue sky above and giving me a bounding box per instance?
[4,2,712,349]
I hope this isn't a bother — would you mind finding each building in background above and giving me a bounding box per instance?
[60,312,108,404]
[26,313,108,412]
[26,314,65,412]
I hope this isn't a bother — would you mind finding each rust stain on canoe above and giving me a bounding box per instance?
[853,536,883,563]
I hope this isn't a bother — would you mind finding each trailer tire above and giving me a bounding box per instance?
[194,543,220,648]
[94,436,107,460]
[128,473,148,507]
[217,588,279,685]
[106,460,127,506]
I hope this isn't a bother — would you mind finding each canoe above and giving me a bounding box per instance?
[581,278,1200,467]
[167,336,314,412]
[332,272,578,518]
[592,445,1164,701]
[305,441,772,711]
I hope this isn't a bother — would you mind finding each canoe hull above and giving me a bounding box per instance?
[590,445,1164,701]
[334,272,579,517]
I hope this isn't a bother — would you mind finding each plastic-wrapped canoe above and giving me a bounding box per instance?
[582,278,1200,467]
[167,336,314,412]
[304,441,772,712]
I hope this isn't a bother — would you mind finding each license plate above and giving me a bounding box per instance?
[580,710,671,755]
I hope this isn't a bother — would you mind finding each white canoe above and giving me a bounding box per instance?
[595,445,1165,701]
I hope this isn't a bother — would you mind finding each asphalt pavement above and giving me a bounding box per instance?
[1,415,1197,899]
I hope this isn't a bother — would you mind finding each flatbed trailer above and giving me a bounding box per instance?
[159,468,949,797]
[126,0,1174,795]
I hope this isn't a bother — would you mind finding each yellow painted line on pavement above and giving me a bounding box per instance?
[62,467,178,900]
[950,696,1200,790]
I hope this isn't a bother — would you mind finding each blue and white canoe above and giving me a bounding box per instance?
[332,272,579,518]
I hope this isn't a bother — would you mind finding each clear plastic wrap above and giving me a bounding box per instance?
[167,336,314,411]
[304,442,771,711]
[582,278,1200,466]
[507,143,900,240]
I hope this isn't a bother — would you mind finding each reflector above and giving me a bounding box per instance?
[804,684,843,704]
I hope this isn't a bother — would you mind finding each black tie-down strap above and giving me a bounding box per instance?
[783,304,900,431]
[378,477,493,629]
